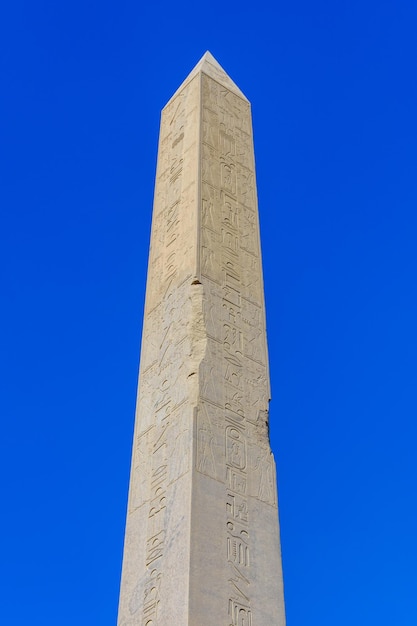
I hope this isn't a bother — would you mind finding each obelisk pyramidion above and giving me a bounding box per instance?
[118,52,286,625]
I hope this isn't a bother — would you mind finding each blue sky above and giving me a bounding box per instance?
[1,1,416,624]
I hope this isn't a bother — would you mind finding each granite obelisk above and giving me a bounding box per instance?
[118,52,285,625]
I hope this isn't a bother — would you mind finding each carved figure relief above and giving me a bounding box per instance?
[199,361,216,402]
[202,194,216,232]
[203,284,222,341]
[249,445,276,505]
[221,160,236,195]
[201,228,221,281]
[202,182,220,228]
[196,402,222,479]
[226,426,246,470]
[197,421,216,478]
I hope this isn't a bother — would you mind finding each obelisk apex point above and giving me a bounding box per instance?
[165,51,249,107]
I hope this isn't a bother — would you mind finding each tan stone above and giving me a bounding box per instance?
[118,51,286,625]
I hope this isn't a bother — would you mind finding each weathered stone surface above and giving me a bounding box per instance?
[118,51,286,625]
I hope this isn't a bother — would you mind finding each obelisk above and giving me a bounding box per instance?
[118,52,286,625]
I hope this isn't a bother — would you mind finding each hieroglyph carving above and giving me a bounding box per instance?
[119,73,200,626]
[197,72,274,622]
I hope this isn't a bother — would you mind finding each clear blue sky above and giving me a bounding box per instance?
[1,1,416,624]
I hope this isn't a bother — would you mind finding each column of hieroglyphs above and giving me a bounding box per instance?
[117,60,201,625]
[118,52,286,626]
